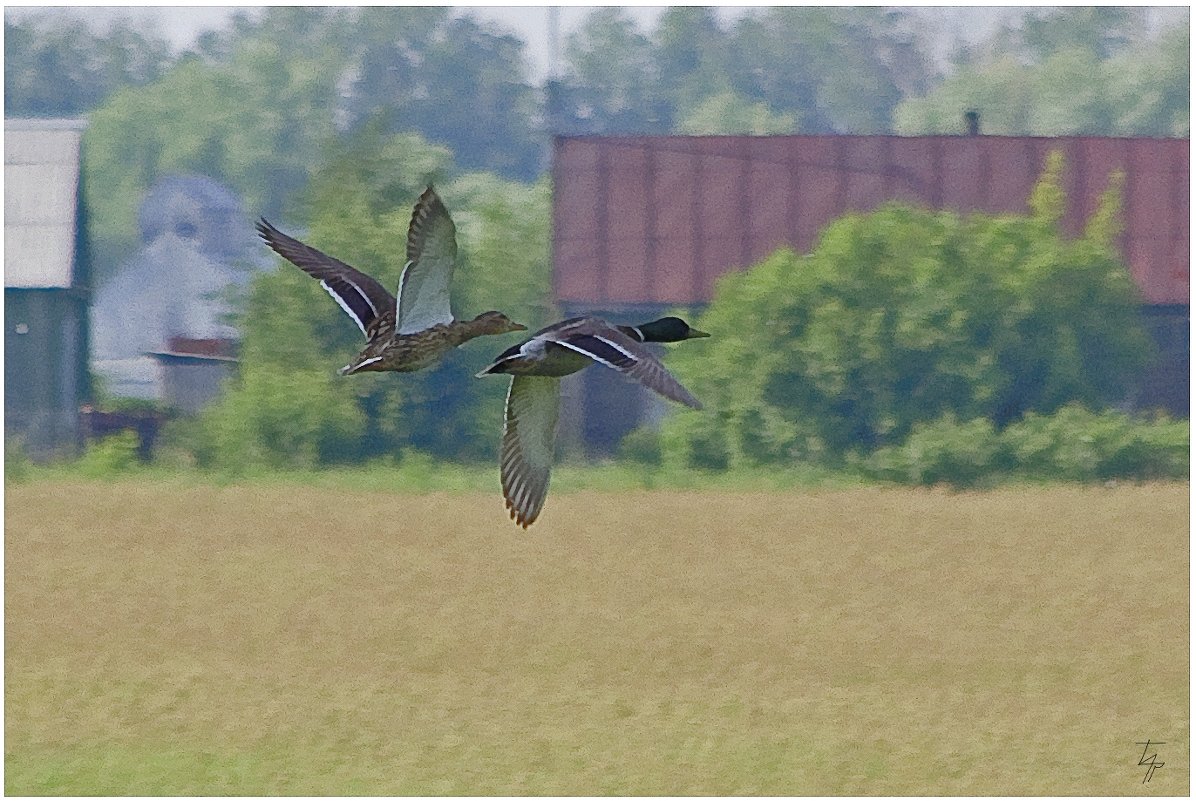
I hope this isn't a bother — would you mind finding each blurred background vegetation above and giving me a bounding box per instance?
[5,6,1188,485]
[7,7,1188,281]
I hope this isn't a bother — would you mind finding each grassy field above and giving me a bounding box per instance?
[5,479,1189,794]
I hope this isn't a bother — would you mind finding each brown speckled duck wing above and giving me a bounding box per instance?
[396,186,457,336]
[256,218,395,338]
[500,375,561,528]
[547,319,703,410]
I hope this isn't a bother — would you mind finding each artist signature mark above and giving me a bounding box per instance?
[1135,740,1165,783]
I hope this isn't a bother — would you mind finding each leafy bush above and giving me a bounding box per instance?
[77,430,142,478]
[660,156,1153,470]
[659,410,730,471]
[863,416,1008,487]
[5,439,33,484]
[862,405,1188,486]
[617,426,663,466]
[185,364,366,469]
[1001,405,1188,481]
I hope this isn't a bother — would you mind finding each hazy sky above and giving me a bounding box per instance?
[5,5,1024,79]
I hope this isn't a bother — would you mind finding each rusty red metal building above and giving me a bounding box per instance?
[551,134,1190,452]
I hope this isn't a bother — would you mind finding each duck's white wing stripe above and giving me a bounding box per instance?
[397,189,457,336]
[501,376,560,528]
[553,335,637,371]
[256,218,394,339]
[554,329,702,410]
[319,280,369,336]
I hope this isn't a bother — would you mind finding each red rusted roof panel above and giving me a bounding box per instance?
[651,230,698,303]
[843,137,888,213]
[939,137,984,211]
[1170,238,1190,302]
[553,135,1190,306]
[887,136,937,206]
[605,232,650,301]
[701,234,741,292]
[748,158,789,242]
[606,149,650,241]
[553,234,601,303]
[652,147,696,240]
[979,137,1039,215]
[792,137,844,253]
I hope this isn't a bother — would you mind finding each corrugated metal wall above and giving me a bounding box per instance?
[553,135,1189,307]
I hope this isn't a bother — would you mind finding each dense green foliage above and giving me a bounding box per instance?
[862,406,1189,486]
[83,42,341,277]
[676,92,798,136]
[76,430,143,478]
[558,7,932,135]
[4,15,173,117]
[659,157,1155,470]
[171,127,552,469]
[895,11,1189,136]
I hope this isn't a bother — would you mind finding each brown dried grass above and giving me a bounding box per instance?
[5,480,1189,794]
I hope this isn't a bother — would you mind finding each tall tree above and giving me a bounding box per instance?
[1017,7,1149,61]
[1104,23,1189,136]
[83,17,344,280]
[334,9,541,178]
[415,15,541,178]
[653,7,732,120]
[727,7,932,133]
[894,11,1189,136]
[4,14,173,116]
[559,8,665,134]
[676,91,798,135]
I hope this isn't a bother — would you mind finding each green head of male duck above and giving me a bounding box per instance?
[633,316,710,343]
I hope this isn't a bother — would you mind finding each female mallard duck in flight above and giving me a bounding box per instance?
[477,316,709,528]
[255,186,525,375]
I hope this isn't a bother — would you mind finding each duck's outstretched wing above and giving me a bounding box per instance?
[256,218,394,338]
[501,375,561,529]
[548,320,703,410]
[396,186,457,336]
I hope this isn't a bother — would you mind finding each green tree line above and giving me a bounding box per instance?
[6,6,1186,481]
[6,7,1188,280]
[895,9,1189,136]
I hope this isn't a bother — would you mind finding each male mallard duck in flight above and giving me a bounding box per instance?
[255,186,525,375]
[477,316,709,528]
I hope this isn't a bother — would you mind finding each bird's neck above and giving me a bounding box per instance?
[617,325,646,342]
[450,316,503,345]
